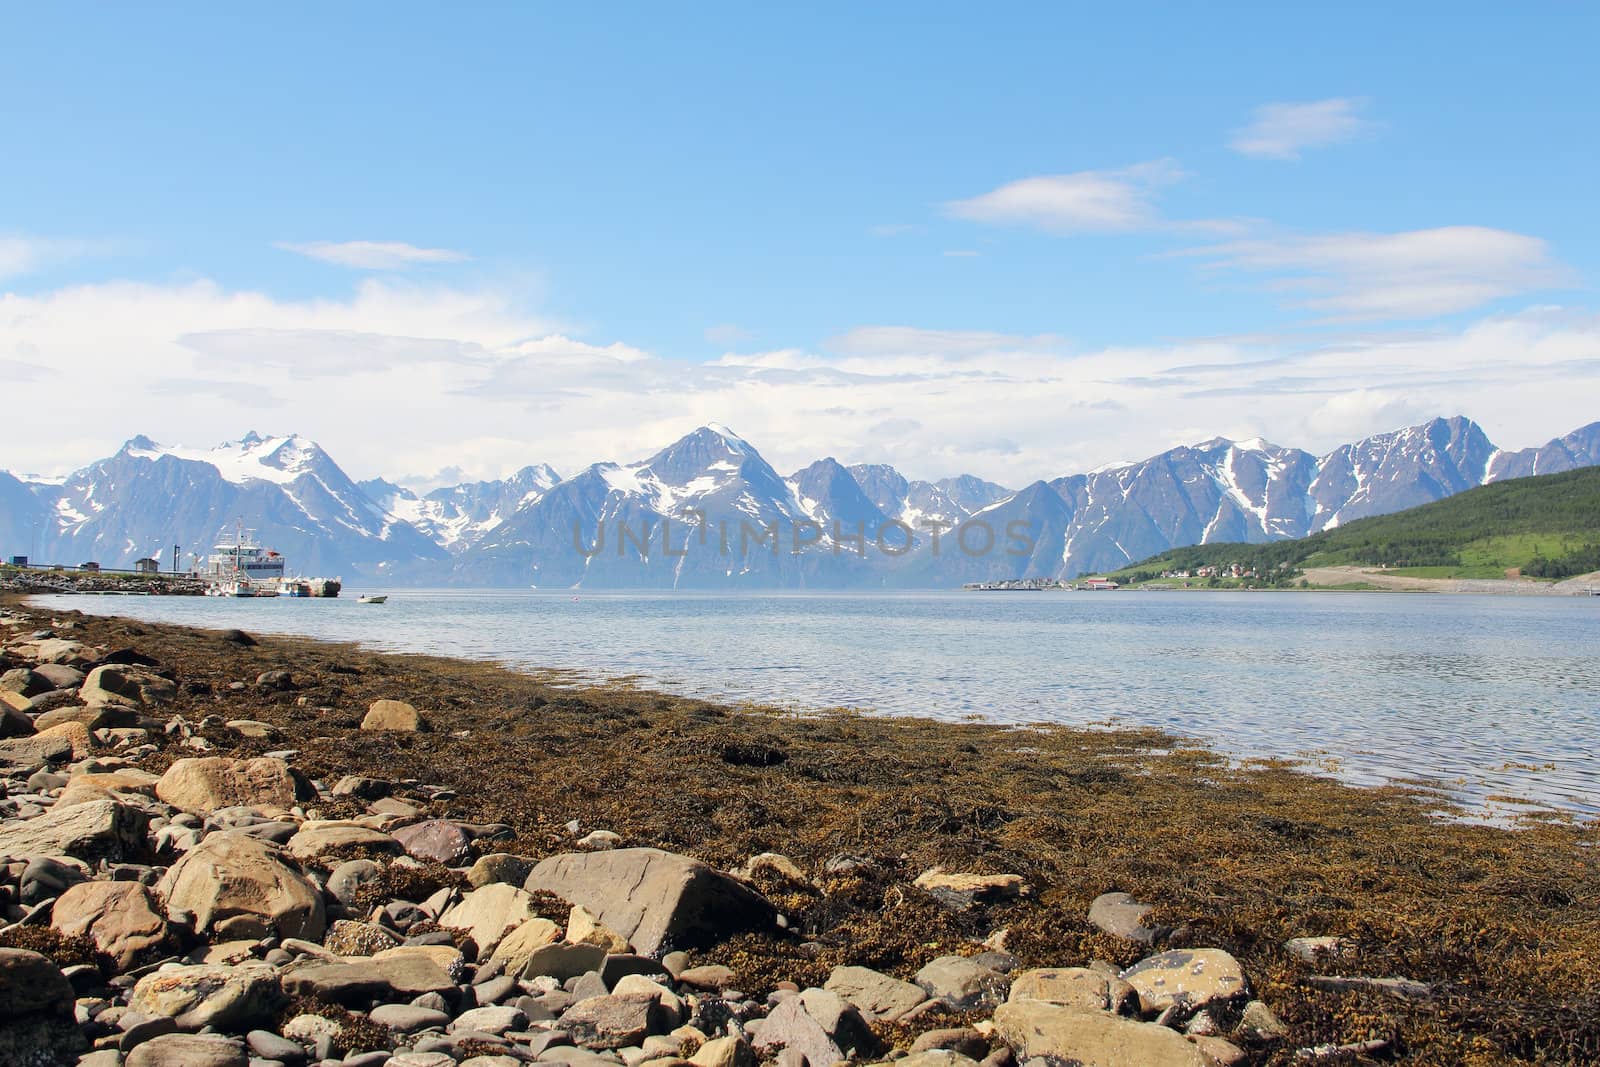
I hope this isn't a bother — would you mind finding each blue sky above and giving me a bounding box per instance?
[3,4,1597,484]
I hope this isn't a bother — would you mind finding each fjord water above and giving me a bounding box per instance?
[44,590,1600,820]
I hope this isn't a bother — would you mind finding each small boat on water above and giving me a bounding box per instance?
[205,578,266,598]
[357,594,388,604]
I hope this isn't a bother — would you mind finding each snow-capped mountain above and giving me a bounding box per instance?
[894,416,1600,583]
[847,464,1011,528]
[359,464,560,553]
[456,425,879,588]
[6,432,446,578]
[1486,420,1600,481]
[6,417,1597,588]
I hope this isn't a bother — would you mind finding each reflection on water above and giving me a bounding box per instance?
[38,590,1600,821]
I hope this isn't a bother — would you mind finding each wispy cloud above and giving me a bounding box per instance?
[276,240,471,270]
[1230,98,1374,160]
[0,236,106,280]
[945,160,1187,233]
[1186,226,1569,320]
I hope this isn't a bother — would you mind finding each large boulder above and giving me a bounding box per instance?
[0,947,76,1018]
[361,699,425,731]
[80,664,176,707]
[50,881,168,969]
[993,1000,1210,1067]
[1119,949,1248,1014]
[155,757,301,815]
[0,798,147,862]
[156,831,325,940]
[130,962,283,1030]
[0,948,87,1066]
[523,847,777,956]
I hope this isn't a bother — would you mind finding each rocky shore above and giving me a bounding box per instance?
[0,599,1596,1066]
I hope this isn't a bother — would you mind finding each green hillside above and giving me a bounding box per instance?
[1105,465,1600,585]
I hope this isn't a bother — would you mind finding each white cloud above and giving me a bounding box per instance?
[827,326,1065,359]
[276,240,471,270]
[1186,226,1570,319]
[1230,98,1374,160]
[945,160,1188,233]
[2,275,1598,488]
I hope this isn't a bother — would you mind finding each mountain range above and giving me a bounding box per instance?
[3,417,1597,588]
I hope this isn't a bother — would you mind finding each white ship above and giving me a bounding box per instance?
[198,526,339,597]
[200,528,286,583]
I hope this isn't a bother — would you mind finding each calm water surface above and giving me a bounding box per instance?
[38,590,1600,821]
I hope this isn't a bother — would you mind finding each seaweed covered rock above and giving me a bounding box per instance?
[523,847,777,955]
[49,880,168,969]
[0,948,89,1065]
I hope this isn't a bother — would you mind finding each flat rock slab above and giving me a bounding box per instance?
[993,1000,1210,1067]
[1008,966,1124,1012]
[125,1033,247,1067]
[524,847,777,956]
[824,964,928,1021]
[0,797,147,862]
[286,820,401,861]
[130,962,283,1030]
[393,819,474,865]
[281,953,457,1006]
